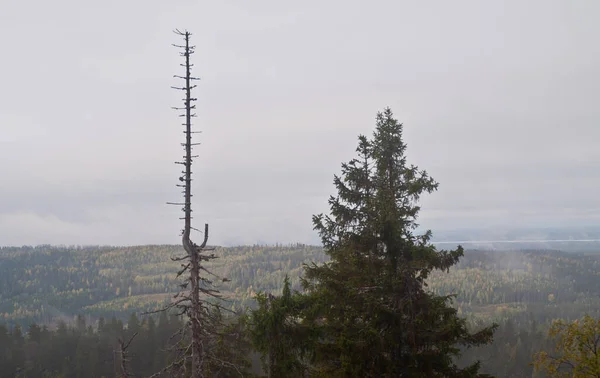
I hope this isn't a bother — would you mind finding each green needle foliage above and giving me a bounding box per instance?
[251,276,310,377]
[299,108,497,377]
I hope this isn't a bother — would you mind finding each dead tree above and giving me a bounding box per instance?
[146,29,234,378]
[117,332,138,378]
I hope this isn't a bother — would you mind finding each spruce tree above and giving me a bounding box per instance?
[251,276,308,377]
[301,108,496,377]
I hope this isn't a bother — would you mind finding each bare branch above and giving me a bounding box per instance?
[148,28,239,378]
[116,332,138,377]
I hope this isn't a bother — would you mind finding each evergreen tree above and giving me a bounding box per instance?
[251,276,307,377]
[207,309,254,377]
[76,314,87,334]
[0,324,12,377]
[11,324,26,376]
[127,313,140,336]
[301,108,497,377]
[97,317,106,335]
[145,316,159,374]
[27,323,42,344]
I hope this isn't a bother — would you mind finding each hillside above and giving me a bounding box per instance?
[0,244,325,326]
[2,244,600,328]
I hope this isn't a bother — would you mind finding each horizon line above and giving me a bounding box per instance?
[3,239,600,249]
[433,239,600,244]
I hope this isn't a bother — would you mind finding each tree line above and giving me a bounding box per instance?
[4,108,600,376]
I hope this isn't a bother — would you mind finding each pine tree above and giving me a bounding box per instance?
[126,313,140,337]
[27,323,42,343]
[145,316,159,375]
[0,324,13,377]
[301,108,497,377]
[10,324,25,376]
[251,276,307,377]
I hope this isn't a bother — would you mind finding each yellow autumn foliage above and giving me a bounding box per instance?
[533,315,600,377]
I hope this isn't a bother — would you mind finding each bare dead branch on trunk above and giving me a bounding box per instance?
[117,332,138,378]
[142,29,237,378]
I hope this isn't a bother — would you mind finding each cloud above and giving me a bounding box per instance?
[0,211,86,246]
[0,0,599,245]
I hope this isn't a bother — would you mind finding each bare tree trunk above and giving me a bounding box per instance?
[117,332,137,378]
[145,29,233,378]
[178,30,204,378]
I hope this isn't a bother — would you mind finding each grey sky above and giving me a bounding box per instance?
[1,0,599,246]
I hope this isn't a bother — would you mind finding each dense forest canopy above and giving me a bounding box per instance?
[3,244,600,376]
[2,244,600,324]
[2,244,600,328]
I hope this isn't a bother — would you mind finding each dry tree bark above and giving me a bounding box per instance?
[146,29,234,378]
[117,332,138,378]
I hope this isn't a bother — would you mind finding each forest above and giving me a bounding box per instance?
[3,245,600,327]
[3,108,600,377]
[3,246,600,376]
[0,244,327,326]
[2,243,600,376]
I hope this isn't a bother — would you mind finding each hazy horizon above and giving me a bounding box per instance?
[4,225,600,249]
[1,1,599,246]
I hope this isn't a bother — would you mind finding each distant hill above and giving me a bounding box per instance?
[1,243,600,328]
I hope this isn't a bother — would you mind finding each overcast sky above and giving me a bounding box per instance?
[1,0,598,246]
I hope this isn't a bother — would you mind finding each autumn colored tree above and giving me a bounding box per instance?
[533,315,600,378]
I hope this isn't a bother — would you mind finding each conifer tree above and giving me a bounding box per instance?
[301,108,497,377]
[251,276,308,377]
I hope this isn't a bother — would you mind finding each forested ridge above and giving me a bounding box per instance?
[0,244,326,326]
[2,245,600,327]
[3,243,600,376]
